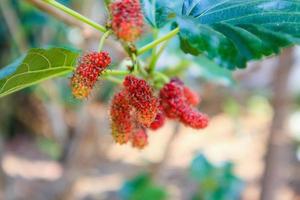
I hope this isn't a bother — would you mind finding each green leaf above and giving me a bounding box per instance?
[177,0,300,70]
[0,47,79,98]
[140,0,179,28]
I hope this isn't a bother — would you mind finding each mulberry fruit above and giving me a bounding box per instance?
[160,78,209,129]
[150,107,166,130]
[131,129,148,149]
[179,106,209,129]
[110,0,143,42]
[123,75,159,127]
[71,52,111,99]
[110,91,133,144]
[159,79,186,119]
[183,86,201,106]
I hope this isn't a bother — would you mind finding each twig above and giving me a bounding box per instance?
[25,0,85,29]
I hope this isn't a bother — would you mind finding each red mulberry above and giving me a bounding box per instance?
[183,86,201,106]
[71,52,111,99]
[123,75,159,127]
[180,106,209,129]
[150,107,166,131]
[131,129,148,149]
[160,79,209,129]
[159,79,186,119]
[109,0,143,42]
[110,91,133,144]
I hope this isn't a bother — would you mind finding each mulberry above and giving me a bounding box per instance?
[160,79,209,129]
[183,86,201,106]
[150,107,166,130]
[159,79,186,119]
[110,91,133,144]
[71,52,111,99]
[123,75,158,127]
[131,129,148,149]
[110,0,143,42]
[179,106,209,129]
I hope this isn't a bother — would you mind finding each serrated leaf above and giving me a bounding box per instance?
[0,47,79,98]
[177,0,300,70]
[140,0,179,28]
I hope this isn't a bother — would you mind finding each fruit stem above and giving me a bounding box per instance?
[149,29,159,74]
[98,30,112,52]
[137,27,179,55]
[43,0,107,32]
[149,40,169,74]
[103,76,123,84]
[154,71,170,83]
[102,70,129,76]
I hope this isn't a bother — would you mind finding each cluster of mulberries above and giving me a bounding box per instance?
[110,75,158,149]
[71,52,111,99]
[109,0,143,42]
[110,76,209,149]
[159,78,209,129]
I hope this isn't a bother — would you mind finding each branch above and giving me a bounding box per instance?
[25,0,85,29]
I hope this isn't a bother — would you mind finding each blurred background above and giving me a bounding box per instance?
[0,0,299,200]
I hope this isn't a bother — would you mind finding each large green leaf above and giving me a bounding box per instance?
[140,0,181,28]
[0,47,79,98]
[177,0,300,70]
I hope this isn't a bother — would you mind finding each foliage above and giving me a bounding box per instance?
[0,0,298,97]
[189,154,244,200]
[0,47,79,97]
[119,173,167,200]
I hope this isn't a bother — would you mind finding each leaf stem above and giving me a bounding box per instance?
[98,30,112,52]
[43,0,107,32]
[137,27,179,55]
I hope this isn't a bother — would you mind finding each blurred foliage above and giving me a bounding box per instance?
[189,154,244,200]
[119,173,167,200]
[0,0,71,66]
[37,137,62,160]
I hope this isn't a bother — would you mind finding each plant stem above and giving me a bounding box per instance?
[137,27,179,55]
[103,76,123,84]
[149,29,158,74]
[154,71,170,83]
[102,70,129,76]
[149,40,169,74]
[43,0,106,32]
[98,30,112,52]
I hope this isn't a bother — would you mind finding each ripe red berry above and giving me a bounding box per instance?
[179,106,209,129]
[110,91,133,144]
[71,52,111,99]
[131,129,148,149]
[109,0,143,42]
[183,86,201,106]
[150,107,166,131]
[123,75,159,127]
[159,79,186,119]
[160,78,209,129]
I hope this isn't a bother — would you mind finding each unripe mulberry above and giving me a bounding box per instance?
[131,129,148,149]
[71,52,111,99]
[109,0,143,42]
[110,91,133,144]
[123,75,159,127]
